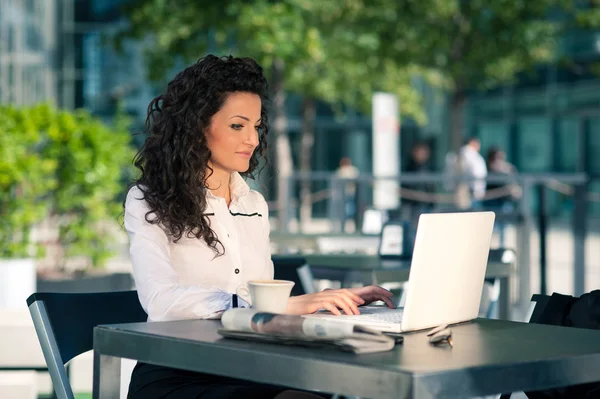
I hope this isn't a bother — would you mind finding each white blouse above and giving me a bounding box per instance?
[124,172,273,322]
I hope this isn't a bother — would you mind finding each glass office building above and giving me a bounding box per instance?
[0,0,59,105]
[466,32,600,215]
[73,0,155,128]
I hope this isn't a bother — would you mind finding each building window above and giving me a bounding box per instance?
[478,121,510,163]
[517,117,552,172]
[558,118,578,172]
[589,118,600,173]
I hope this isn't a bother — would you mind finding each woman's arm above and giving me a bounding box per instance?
[125,189,237,321]
[286,286,396,316]
[255,193,396,316]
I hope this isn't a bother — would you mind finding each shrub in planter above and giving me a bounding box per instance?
[0,105,57,259]
[0,106,58,306]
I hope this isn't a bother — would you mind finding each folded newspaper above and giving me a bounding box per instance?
[219,308,396,354]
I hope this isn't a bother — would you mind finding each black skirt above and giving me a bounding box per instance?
[127,361,290,399]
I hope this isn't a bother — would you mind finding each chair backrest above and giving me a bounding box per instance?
[361,208,387,235]
[488,247,516,264]
[27,291,147,399]
[36,272,134,293]
[528,294,551,323]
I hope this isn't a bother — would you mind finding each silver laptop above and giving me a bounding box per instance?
[303,211,496,333]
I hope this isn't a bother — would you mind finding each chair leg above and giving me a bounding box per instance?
[298,264,317,294]
[29,301,74,399]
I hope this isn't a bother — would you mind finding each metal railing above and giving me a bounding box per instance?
[272,172,598,309]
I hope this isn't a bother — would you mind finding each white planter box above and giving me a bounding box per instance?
[0,371,37,399]
[0,258,36,308]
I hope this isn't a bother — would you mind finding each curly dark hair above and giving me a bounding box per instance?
[131,54,270,255]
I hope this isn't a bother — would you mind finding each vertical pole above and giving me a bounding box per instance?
[516,178,532,310]
[537,185,548,295]
[573,182,587,296]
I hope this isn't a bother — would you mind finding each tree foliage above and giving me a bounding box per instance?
[363,0,593,149]
[118,0,427,122]
[0,104,135,269]
[118,0,600,169]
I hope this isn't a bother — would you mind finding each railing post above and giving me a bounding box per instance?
[537,184,548,296]
[516,178,533,312]
[280,175,293,232]
[327,176,342,233]
[573,181,588,296]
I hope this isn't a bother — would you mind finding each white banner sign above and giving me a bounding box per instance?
[372,92,400,210]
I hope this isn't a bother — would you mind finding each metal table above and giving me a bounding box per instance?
[301,253,513,320]
[94,318,600,399]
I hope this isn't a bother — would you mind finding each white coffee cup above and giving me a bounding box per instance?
[236,280,295,313]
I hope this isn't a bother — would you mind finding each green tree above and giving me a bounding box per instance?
[361,0,581,152]
[118,0,427,225]
[0,104,135,269]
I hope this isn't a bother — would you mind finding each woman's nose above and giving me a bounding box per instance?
[244,128,259,147]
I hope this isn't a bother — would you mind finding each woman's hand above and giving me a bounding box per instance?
[286,285,395,316]
[346,286,396,308]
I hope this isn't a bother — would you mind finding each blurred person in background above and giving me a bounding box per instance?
[335,156,359,231]
[124,54,394,399]
[402,141,435,227]
[485,146,520,246]
[459,137,487,209]
[485,146,518,201]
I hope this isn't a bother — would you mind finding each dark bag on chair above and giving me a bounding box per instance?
[525,290,600,399]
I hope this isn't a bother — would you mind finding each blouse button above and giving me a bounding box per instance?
[234,268,240,274]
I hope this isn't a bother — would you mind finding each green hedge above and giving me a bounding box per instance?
[0,104,136,269]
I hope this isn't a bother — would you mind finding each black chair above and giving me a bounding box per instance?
[272,255,316,295]
[27,291,147,399]
[499,293,585,399]
[483,248,516,318]
[498,294,549,399]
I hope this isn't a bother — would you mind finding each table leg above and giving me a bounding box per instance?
[498,276,511,320]
[93,349,121,399]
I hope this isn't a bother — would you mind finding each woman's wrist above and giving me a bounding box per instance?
[285,295,306,315]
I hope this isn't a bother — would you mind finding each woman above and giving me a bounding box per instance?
[124,55,395,399]
[485,146,519,246]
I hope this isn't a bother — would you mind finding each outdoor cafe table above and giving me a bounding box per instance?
[94,318,600,399]
[294,253,513,320]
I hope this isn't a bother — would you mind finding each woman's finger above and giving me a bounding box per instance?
[337,298,355,315]
[322,301,342,316]
[343,289,366,305]
[325,294,354,316]
[365,285,394,297]
[380,295,396,308]
[350,285,392,300]
[363,292,396,308]
[334,292,361,315]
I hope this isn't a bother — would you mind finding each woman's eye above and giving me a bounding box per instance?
[231,124,243,130]
[254,125,261,131]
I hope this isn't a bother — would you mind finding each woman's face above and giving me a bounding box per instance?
[206,92,261,175]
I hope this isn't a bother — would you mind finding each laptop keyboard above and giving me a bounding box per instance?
[310,306,405,326]
[357,309,404,323]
